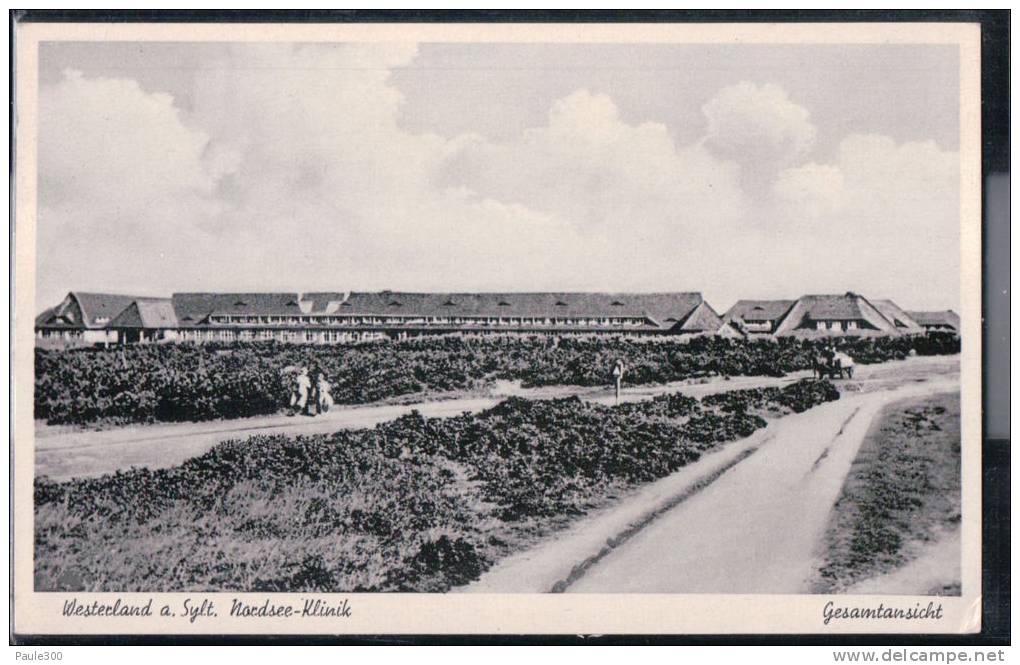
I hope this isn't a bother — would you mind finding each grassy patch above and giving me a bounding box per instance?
[814,392,960,593]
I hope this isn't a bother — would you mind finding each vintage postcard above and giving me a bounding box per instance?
[12,19,982,637]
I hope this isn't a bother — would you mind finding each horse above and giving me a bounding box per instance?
[833,352,855,379]
[813,353,854,379]
[813,355,837,379]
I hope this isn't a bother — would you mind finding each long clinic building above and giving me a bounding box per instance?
[36,290,953,346]
[35,291,730,345]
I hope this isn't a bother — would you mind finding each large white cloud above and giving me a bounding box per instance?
[37,69,240,301]
[769,134,958,233]
[440,89,746,238]
[34,51,960,313]
[750,134,960,308]
[770,163,847,223]
[35,64,748,305]
[702,81,817,169]
[39,69,234,216]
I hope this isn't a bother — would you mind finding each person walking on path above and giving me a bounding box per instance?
[316,372,334,414]
[290,367,312,416]
[283,366,299,416]
[612,359,625,405]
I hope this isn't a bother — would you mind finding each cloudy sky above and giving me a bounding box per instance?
[36,41,960,312]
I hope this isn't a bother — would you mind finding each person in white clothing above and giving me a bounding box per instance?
[289,367,312,416]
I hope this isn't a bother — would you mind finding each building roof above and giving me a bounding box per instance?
[172,293,304,322]
[40,290,717,333]
[108,299,178,329]
[773,293,898,335]
[36,292,147,329]
[339,292,703,326]
[301,292,351,313]
[169,291,706,329]
[906,310,961,331]
[73,293,149,330]
[671,301,725,333]
[72,292,152,328]
[798,294,869,321]
[35,307,83,329]
[723,300,795,323]
[872,299,923,332]
[35,306,58,328]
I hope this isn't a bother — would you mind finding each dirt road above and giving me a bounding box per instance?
[34,356,956,481]
[467,358,959,593]
[34,372,812,480]
[567,379,958,593]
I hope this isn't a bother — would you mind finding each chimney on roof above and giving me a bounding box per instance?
[295,291,314,314]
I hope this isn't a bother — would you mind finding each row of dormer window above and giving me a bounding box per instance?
[178,329,386,342]
[204,315,649,327]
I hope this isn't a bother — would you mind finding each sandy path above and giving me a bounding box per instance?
[463,426,773,593]
[566,376,958,593]
[34,373,812,481]
[461,363,957,593]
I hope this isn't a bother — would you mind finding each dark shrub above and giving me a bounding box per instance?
[35,335,952,427]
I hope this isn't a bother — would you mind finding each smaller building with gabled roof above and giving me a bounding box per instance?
[35,292,148,346]
[772,292,899,336]
[871,299,924,334]
[721,293,931,338]
[722,300,796,336]
[906,310,961,333]
[107,298,179,343]
[660,300,727,336]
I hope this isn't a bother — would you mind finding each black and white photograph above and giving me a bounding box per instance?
[12,18,986,637]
